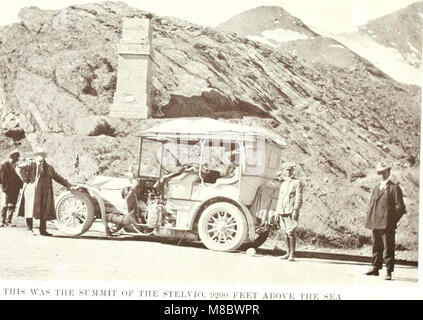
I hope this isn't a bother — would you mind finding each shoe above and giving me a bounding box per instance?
[280,253,290,260]
[0,223,5,228]
[385,271,392,281]
[273,247,283,255]
[288,254,295,261]
[40,231,53,237]
[365,268,379,276]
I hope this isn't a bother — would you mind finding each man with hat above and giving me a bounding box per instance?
[0,150,23,227]
[275,162,303,261]
[16,148,73,236]
[365,162,406,280]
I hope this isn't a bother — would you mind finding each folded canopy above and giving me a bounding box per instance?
[140,118,286,147]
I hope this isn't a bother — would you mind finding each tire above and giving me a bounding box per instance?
[55,191,95,236]
[240,230,270,250]
[198,202,248,251]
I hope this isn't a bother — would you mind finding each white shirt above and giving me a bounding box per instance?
[379,177,390,190]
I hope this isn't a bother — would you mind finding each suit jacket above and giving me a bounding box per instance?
[0,161,23,194]
[365,180,406,230]
[275,177,303,215]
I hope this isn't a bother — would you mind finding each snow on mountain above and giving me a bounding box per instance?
[217,6,317,47]
[217,6,390,78]
[218,3,422,86]
[318,2,422,86]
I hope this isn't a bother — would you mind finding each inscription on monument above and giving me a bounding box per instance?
[110,18,152,119]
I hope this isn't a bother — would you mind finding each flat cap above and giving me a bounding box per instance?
[9,150,20,158]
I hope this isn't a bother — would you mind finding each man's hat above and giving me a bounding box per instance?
[33,148,48,157]
[376,162,391,173]
[9,150,20,158]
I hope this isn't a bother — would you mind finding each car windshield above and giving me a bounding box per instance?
[138,135,267,179]
[156,140,241,173]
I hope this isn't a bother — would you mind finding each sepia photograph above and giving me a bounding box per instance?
[0,0,421,302]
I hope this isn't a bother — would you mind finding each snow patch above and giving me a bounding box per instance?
[329,44,346,49]
[261,28,309,42]
[419,13,423,19]
[246,35,278,47]
[326,31,422,86]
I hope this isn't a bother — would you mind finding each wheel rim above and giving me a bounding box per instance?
[206,209,240,245]
[57,196,88,231]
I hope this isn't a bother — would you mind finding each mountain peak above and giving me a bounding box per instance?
[217,5,317,39]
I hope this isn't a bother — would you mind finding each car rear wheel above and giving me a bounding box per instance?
[55,191,95,236]
[198,202,247,251]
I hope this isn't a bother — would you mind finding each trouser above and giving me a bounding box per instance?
[278,214,298,237]
[1,204,15,224]
[372,229,395,272]
[39,213,47,233]
[1,190,20,224]
[278,214,297,255]
[26,218,33,230]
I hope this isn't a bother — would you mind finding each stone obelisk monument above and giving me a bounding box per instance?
[110,18,152,119]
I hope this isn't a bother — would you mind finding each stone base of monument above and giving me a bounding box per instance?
[110,91,151,119]
[109,104,150,119]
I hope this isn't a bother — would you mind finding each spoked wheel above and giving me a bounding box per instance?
[55,191,95,236]
[198,202,247,251]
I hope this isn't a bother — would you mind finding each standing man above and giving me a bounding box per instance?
[365,163,406,280]
[275,162,303,261]
[16,148,73,236]
[0,150,23,227]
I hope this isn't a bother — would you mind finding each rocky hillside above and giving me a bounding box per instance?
[0,2,420,254]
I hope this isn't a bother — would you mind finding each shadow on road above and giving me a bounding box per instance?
[256,248,418,268]
[52,231,418,268]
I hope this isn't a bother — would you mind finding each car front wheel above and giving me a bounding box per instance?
[198,202,247,251]
[55,191,95,236]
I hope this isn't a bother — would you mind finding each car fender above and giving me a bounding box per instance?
[72,185,106,221]
[189,196,256,241]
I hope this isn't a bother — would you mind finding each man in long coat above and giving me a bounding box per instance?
[365,162,406,280]
[0,150,23,227]
[16,149,72,236]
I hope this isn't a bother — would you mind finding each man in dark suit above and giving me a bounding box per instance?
[365,162,406,280]
[0,150,23,227]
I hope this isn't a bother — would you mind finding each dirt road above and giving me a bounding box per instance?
[0,225,417,287]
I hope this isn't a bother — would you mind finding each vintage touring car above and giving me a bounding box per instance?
[55,118,286,251]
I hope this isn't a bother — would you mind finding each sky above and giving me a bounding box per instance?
[0,0,420,33]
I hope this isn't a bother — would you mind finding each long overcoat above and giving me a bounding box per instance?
[16,159,71,220]
[365,180,406,230]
